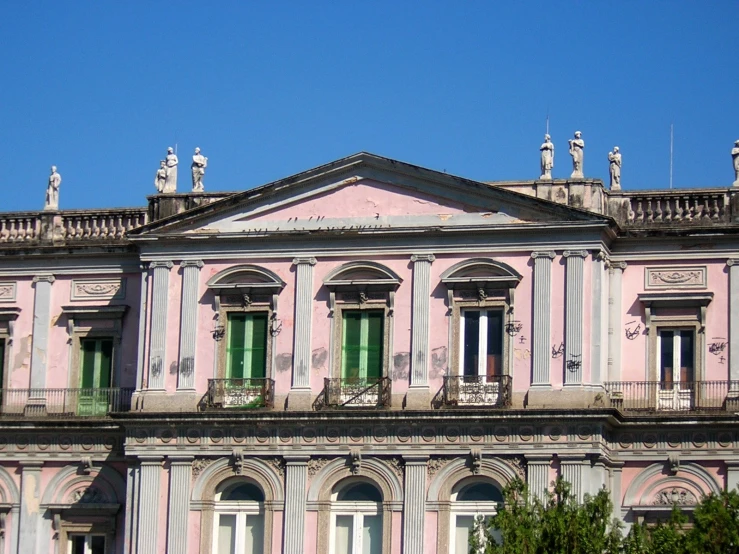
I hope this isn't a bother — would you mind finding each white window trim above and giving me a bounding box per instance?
[449,501,499,554]
[459,309,503,377]
[328,500,382,554]
[68,533,107,554]
[212,501,265,554]
[657,328,695,385]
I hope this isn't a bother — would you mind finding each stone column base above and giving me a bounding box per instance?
[286,389,313,411]
[404,387,430,409]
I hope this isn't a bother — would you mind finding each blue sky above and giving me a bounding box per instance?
[1,1,737,211]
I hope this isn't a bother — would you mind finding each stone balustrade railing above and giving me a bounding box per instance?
[607,188,735,227]
[0,209,149,245]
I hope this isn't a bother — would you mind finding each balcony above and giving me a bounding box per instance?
[607,189,736,228]
[316,377,392,409]
[603,381,739,413]
[442,375,512,408]
[0,388,133,417]
[204,378,275,409]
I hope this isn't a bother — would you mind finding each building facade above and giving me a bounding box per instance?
[0,152,738,554]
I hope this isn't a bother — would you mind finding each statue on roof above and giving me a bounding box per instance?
[732,140,739,186]
[608,146,622,190]
[154,160,167,193]
[539,134,554,180]
[568,131,585,179]
[191,147,208,192]
[44,165,61,210]
[163,147,178,193]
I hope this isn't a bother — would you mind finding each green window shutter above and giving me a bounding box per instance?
[98,339,113,388]
[80,340,97,388]
[227,313,268,379]
[365,312,383,379]
[0,339,4,388]
[342,312,363,379]
[80,339,113,388]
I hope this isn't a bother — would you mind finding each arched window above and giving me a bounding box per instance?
[330,480,383,554]
[213,479,265,554]
[450,480,503,554]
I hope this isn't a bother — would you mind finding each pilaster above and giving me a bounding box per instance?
[135,264,149,392]
[531,252,555,386]
[563,251,587,385]
[283,456,308,554]
[289,257,316,409]
[123,462,140,554]
[728,260,739,382]
[137,456,163,554]
[29,275,54,391]
[607,262,627,381]
[525,455,551,503]
[559,456,586,502]
[18,461,43,554]
[610,462,624,523]
[408,254,434,408]
[403,455,428,554]
[590,252,607,386]
[148,262,173,390]
[166,456,193,554]
[177,261,203,390]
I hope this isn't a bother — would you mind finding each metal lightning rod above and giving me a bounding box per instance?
[669,123,674,189]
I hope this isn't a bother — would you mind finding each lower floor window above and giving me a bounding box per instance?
[69,534,106,554]
[450,481,503,554]
[331,481,383,554]
[216,512,265,554]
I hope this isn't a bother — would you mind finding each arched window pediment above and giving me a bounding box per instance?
[323,261,402,291]
[207,265,286,294]
[440,258,522,289]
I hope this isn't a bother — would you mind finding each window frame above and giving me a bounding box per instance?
[68,533,107,554]
[449,482,502,554]
[211,478,268,554]
[458,307,505,378]
[451,297,511,378]
[331,300,392,381]
[216,301,275,382]
[329,485,384,554]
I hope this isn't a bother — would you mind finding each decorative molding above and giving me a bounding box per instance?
[307,457,331,478]
[645,266,707,290]
[0,282,16,302]
[653,487,697,506]
[149,261,174,269]
[563,250,588,258]
[179,260,204,268]
[69,486,107,504]
[292,257,317,266]
[32,274,55,284]
[71,278,126,301]
[191,458,215,477]
[265,457,286,479]
[410,253,436,263]
[384,457,404,481]
[530,251,556,260]
[427,457,452,477]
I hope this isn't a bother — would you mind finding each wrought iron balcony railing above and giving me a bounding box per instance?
[603,381,739,413]
[0,388,134,417]
[318,377,392,409]
[442,375,512,408]
[205,378,275,409]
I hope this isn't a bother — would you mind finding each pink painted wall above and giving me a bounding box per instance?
[550,255,566,388]
[5,278,34,389]
[424,511,438,553]
[244,179,476,223]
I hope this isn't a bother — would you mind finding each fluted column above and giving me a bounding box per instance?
[18,461,43,554]
[178,261,203,389]
[137,456,163,554]
[291,258,316,393]
[590,252,607,386]
[728,260,739,382]
[560,456,586,502]
[525,455,551,503]
[564,251,587,385]
[610,462,624,523]
[135,264,149,391]
[607,262,626,381]
[148,261,173,389]
[410,254,434,387]
[283,456,308,554]
[531,252,555,386]
[30,275,54,391]
[166,456,193,554]
[403,455,428,554]
[123,462,140,554]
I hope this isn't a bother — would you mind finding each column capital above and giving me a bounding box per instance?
[531,251,556,260]
[179,260,204,268]
[150,261,174,269]
[524,454,552,464]
[594,250,609,263]
[727,259,739,267]
[284,455,310,465]
[18,460,44,469]
[563,250,588,258]
[138,455,165,465]
[292,257,316,266]
[32,274,55,284]
[168,455,195,464]
[402,455,429,465]
[610,260,627,270]
[410,253,435,263]
[139,262,150,272]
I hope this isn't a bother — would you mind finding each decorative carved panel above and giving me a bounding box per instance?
[71,278,126,300]
[0,282,16,302]
[645,267,707,289]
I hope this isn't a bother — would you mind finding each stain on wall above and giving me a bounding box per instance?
[311,348,327,370]
[392,352,410,380]
[276,353,292,373]
[430,346,448,378]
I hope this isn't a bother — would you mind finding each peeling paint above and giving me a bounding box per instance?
[430,346,448,378]
[311,348,327,370]
[392,352,410,380]
[276,353,292,373]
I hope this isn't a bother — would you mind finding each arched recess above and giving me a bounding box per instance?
[0,466,19,554]
[0,466,20,505]
[428,457,519,554]
[191,457,284,554]
[622,462,721,508]
[206,265,286,292]
[308,457,403,554]
[41,465,125,505]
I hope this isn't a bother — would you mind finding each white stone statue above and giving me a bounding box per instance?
[539,134,554,179]
[163,147,178,193]
[608,146,622,190]
[154,160,167,193]
[568,131,585,179]
[191,147,208,192]
[44,165,62,210]
[732,140,739,186]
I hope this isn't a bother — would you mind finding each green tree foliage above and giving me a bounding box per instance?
[474,480,739,554]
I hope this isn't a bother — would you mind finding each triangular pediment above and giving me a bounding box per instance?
[131,153,610,239]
